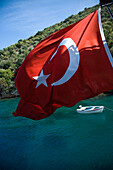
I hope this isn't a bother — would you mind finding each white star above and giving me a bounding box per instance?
[33,69,50,88]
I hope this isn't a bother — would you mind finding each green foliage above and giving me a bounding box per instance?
[0,4,113,98]
[0,69,13,82]
[2,60,12,69]
[0,69,13,95]
[16,58,24,68]
[0,78,8,95]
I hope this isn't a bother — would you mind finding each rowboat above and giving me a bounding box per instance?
[77,105,104,114]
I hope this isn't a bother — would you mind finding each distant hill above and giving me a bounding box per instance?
[0,4,113,99]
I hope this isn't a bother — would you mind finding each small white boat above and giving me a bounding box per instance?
[77,105,104,114]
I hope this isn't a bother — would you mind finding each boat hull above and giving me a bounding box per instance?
[77,106,104,114]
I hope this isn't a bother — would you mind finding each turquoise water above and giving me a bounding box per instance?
[0,96,113,170]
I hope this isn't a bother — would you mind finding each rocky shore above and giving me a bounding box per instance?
[0,89,113,100]
[0,89,19,100]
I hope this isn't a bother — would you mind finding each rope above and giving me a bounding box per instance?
[104,106,113,112]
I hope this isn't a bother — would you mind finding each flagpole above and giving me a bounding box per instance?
[106,5,113,20]
[100,0,113,20]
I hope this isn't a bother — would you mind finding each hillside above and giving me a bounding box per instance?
[0,4,113,99]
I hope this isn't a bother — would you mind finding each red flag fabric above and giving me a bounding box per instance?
[13,9,113,120]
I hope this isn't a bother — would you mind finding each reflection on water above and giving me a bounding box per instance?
[0,96,113,169]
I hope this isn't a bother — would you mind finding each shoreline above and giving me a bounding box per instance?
[0,89,20,100]
[0,91,112,101]
[0,94,20,101]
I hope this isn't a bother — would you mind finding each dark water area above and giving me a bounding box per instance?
[0,96,113,170]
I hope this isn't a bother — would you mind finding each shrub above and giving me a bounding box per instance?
[0,78,8,94]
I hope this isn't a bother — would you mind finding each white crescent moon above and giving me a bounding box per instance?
[50,38,80,86]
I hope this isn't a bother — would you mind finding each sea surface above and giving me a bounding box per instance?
[0,95,113,170]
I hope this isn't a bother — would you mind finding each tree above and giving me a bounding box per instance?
[0,78,8,95]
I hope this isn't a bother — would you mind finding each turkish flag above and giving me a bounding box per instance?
[13,9,113,120]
